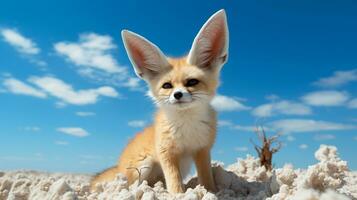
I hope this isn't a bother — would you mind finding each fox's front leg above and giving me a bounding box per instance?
[158,150,184,193]
[194,148,217,192]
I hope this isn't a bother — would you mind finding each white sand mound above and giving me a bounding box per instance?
[0,145,356,200]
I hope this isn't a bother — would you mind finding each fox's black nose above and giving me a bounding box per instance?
[174,91,183,100]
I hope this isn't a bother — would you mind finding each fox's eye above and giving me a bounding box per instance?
[162,82,173,89]
[186,79,199,87]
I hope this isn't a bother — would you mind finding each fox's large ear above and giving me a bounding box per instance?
[122,30,170,79]
[187,9,229,70]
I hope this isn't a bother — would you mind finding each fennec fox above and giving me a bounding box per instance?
[91,9,229,194]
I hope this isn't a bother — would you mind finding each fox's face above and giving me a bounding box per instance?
[122,10,229,110]
[148,57,220,109]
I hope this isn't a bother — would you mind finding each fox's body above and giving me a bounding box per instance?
[91,10,229,194]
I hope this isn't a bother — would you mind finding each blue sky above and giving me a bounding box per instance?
[0,0,356,173]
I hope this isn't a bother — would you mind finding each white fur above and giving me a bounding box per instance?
[169,88,192,104]
[164,104,213,180]
[164,104,213,153]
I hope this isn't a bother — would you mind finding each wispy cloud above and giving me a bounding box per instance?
[218,120,273,134]
[3,75,119,106]
[217,120,271,133]
[217,120,233,127]
[76,111,96,117]
[2,77,47,98]
[128,120,147,128]
[234,146,249,152]
[54,33,122,73]
[22,126,41,132]
[299,144,308,150]
[29,76,118,106]
[1,28,46,67]
[122,77,142,90]
[232,125,256,132]
[270,119,356,134]
[314,69,357,88]
[211,95,251,112]
[54,33,140,90]
[57,127,89,137]
[252,100,312,117]
[55,141,69,145]
[1,28,39,55]
[0,154,44,161]
[348,98,357,109]
[301,90,349,106]
[286,135,296,142]
[314,134,336,141]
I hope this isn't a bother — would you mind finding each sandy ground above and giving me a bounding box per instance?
[0,145,356,200]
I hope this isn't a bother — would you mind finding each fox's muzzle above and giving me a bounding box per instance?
[169,88,192,104]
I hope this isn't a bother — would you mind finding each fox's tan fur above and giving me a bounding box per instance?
[91,10,229,194]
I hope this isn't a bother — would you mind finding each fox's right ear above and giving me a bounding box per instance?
[188,9,229,71]
[121,30,170,79]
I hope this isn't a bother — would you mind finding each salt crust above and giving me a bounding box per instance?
[0,145,355,200]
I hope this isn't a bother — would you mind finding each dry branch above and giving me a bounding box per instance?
[250,125,282,171]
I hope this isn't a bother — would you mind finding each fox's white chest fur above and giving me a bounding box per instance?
[164,105,215,152]
[162,104,215,177]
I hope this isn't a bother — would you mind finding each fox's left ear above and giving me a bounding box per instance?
[121,30,170,80]
[187,9,229,70]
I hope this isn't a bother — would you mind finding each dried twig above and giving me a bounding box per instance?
[250,125,282,171]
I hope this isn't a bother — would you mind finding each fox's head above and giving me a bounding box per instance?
[122,10,229,110]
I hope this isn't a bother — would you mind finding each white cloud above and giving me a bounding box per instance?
[252,100,312,117]
[314,134,336,141]
[252,104,273,117]
[217,120,273,133]
[232,125,256,132]
[1,28,39,55]
[314,69,357,88]
[354,136,357,141]
[57,127,89,137]
[55,141,69,145]
[54,33,141,90]
[218,120,272,133]
[299,144,308,150]
[122,77,141,89]
[234,147,249,152]
[216,149,225,155]
[2,77,47,98]
[348,98,357,108]
[0,154,43,161]
[128,120,147,128]
[270,119,357,134]
[29,76,118,105]
[211,95,251,112]
[3,76,118,106]
[265,94,280,101]
[286,135,296,142]
[54,33,123,73]
[79,155,102,160]
[76,111,96,117]
[23,126,41,132]
[301,90,349,106]
[217,120,233,127]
